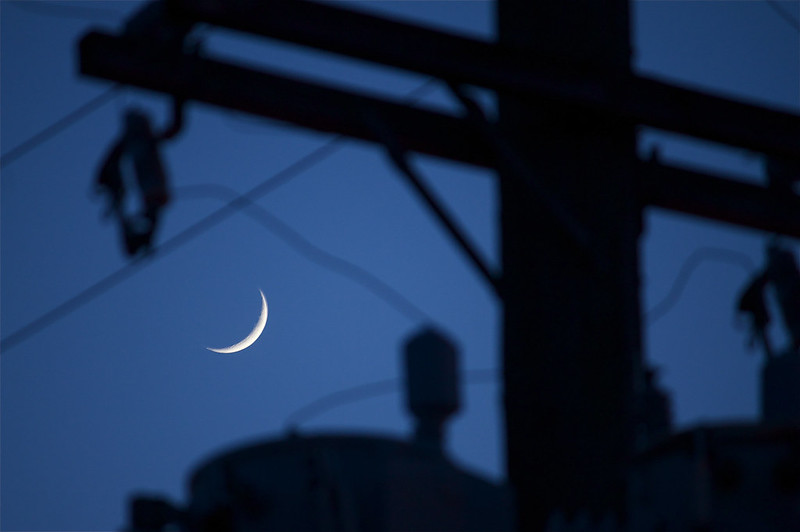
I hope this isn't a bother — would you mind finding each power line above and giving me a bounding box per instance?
[766,0,800,32]
[284,368,497,429]
[645,246,756,325]
[0,86,120,170]
[284,245,762,427]
[177,184,429,323]
[0,139,339,352]
[281,246,762,428]
[1,80,437,352]
[285,246,760,426]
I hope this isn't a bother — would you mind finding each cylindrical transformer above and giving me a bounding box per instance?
[403,328,461,448]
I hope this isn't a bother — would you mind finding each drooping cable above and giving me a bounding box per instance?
[178,183,430,323]
[284,368,497,430]
[287,246,759,427]
[645,246,756,325]
[1,86,120,170]
[1,80,437,352]
[0,140,339,352]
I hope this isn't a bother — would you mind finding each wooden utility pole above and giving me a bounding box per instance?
[498,1,640,528]
[78,0,800,529]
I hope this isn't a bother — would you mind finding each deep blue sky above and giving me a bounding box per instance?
[1,1,798,530]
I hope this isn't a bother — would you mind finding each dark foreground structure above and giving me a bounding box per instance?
[77,1,800,530]
[128,330,515,532]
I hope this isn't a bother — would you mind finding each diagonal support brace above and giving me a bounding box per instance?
[369,112,504,299]
[447,83,606,272]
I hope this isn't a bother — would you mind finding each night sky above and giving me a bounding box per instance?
[2,1,798,530]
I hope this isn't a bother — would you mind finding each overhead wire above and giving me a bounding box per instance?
[0,0,135,170]
[0,86,121,170]
[5,0,792,466]
[4,3,785,436]
[0,0,207,172]
[289,245,761,428]
[177,183,430,323]
[4,0,779,352]
[640,0,795,321]
[284,368,497,430]
[1,139,337,352]
[276,2,795,430]
[645,246,756,325]
[0,80,437,352]
[218,0,793,433]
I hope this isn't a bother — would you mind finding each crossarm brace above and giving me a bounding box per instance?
[369,113,504,299]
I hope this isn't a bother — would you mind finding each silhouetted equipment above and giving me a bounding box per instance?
[77,1,800,237]
[737,243,800,425]
[123,0,193,52]
[629,296,800,532]
[761,350,800,425]
[77,0,800,529]
[630,424,800,532]
[125,329,514,532]
[447,82,599,270]
[737,273,773,357]
[734,242,800,428]
[635,368,673,450]
[765,244,800,351]
[737,243,800,358]
[403,328,460,451]
[375,121,502,296]
[95,98,185,256]
[129,496,183,532]
[96,109,170,256]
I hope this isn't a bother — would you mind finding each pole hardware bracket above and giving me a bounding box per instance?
[447,82,608,273]
[366,109,504,299]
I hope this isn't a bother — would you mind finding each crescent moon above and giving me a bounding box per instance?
[207,290,268,354]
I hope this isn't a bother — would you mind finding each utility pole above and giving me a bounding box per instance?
[498,1,640,528]
[78,0,800,530]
